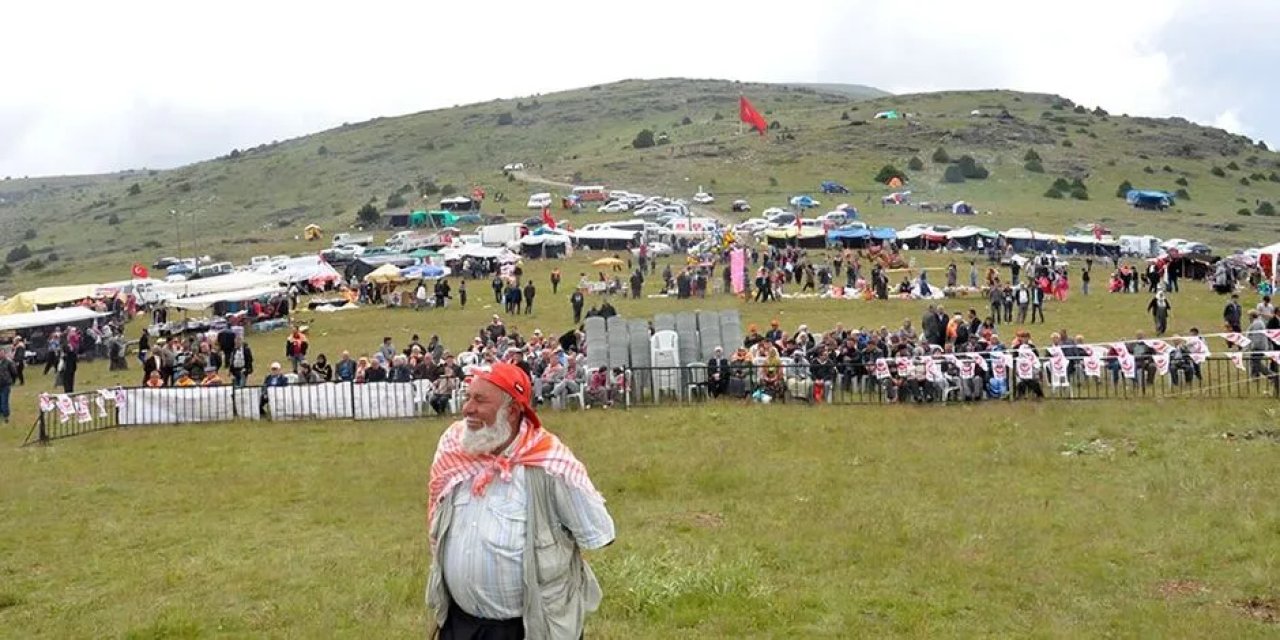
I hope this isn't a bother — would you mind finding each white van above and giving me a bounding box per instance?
[526,192,553,209]
[249,255,271,267]
[664,217,720,237]
[1119,235,1161,258]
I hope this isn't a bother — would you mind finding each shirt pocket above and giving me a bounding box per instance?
[481,496,527,553]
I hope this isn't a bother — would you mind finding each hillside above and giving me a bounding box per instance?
[2,77,1279,290]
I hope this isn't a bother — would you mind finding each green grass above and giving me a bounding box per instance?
[1,402,1277,638]
[2,78,1279,293]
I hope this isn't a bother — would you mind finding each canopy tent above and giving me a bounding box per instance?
[763,226,826,249]
[0,306,108,332]
[166,285,286,311]
[1126,189,1174,210]
[409,248,440,259]
[1061,235,1120,257]
[364,264,406,283]
[951,201,974,215]
[518,233,570,259]
[874,110,900,119]
[152,272,282,298]
[303,224,322,241]
[344,255,417,281]
[573,228,639,251]
[400,264,448,279]
[826,225,871,248]
[1001,228,1059,253]
[945,226,997,250]
[254,255,342,287]
[439,197,478,212]
[0,282,122,315]
[0,292,38,316]
[1260,241,1280,284]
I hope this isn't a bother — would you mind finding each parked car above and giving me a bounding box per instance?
[692,191,715,205]
[153,256,181,269]
[631,241,674,257]
[598,201,630,214]
[734,218,771,233]
[731,199,751,213]
[503,162,525,172]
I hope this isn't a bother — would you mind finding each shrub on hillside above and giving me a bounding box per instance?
[1250,172,1266,181]
[1237,208,1252,216]
[1116,180,1133,197]
[680,116,692,126]
[1175,176,1189,186]
[1210,166,1226,177]
[127,183,141,196]
[356,204,379,226]
[1023,149,1041,162]
[440,184,457,197]
[496,112,514,126]
[5,244,31,263]
[840,111,850,121]
[1163,165,1173,172]
[1143,166,1154,174]
[943,165,966,183]
[712,112,724,121]
[0,264,10,278]
[907,156,924,171]
[1257,201,1277,216]
[317,145,329,155]
[1052,178,1072,192]
[1175,188,1190,200]
[107,213,120,225]
[1226,161,1240,171]
[931,147,950,163]
[418,179,440,195]
[1240,177,1251,186]
[768,177,778,187]
[632,129,656,149]
[23,258,44,271]
[23,229,36,240]
[1061,139,1074,147]
[874,165,908,184]
[1270,172,1280,183]
[1024,159,1044,173]
[386,193,407,209]
[1043,187,1064,199]
[1069,185,1089,200]
[956,155,989,179]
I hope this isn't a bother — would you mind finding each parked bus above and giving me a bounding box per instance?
[571,185,608,202]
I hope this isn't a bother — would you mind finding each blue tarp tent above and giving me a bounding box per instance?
[827,225,871,247]
[1125,190,1174,210]
[870,227,897,242]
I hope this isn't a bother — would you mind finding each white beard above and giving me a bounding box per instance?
[461,417,514,455]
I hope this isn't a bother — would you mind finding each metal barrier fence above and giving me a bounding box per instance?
[23,355,1279,445]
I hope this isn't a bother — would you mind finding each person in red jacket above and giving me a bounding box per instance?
[285,328,309,372]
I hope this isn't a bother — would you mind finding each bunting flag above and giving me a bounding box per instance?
[56,395,74,423]
[969,353,989,371]
[739,95,768,136]
[94,394,108,418]
[895,357,912,377]
[1143,340,1170,354]
[1270,351,1280,365]
[1083,355,1102,377]
[1015,354,1038,380]
[74,396,92,423]
[1118,353,1137,378]
[38,392,55,412]
[1223,333,1252,349]
[1049,354,1069,378]
[1089,345,1109,360]
[1152,353,1170,376]
[958,359,976,379]
[114,387,128,410]
[541,207,556,230]
[1266,329,1280,344]
[1228,352,1245,371]
[992,357,1007,380]
[874,358,890,380]
[1186,337,1209,364]
[925,359,945,383]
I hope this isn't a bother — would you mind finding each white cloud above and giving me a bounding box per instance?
[0,0,1271,176]
[1212,109,1247,136]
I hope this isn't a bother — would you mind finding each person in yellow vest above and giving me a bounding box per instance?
[175,369,197,387]
[200,366,224,386]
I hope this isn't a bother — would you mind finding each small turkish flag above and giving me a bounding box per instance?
[739,95,768,136]
[541,207,556,229]
[131,263,148,279]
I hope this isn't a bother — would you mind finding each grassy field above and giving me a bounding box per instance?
[1,402,1277,638]
[3,78,1280,293]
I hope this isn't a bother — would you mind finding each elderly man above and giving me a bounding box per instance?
[427,363,614,639]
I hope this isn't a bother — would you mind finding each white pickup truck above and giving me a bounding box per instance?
[332,232,374,247]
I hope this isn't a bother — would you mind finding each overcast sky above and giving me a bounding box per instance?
[2,0,1274,177]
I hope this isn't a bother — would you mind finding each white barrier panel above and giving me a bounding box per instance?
[268,382,354,421]
[353,382,417,419]
[121,387,238,425]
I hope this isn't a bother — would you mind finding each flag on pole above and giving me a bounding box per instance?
[541,207,556,230]
[131,263,148,279]
[739,95,768,136]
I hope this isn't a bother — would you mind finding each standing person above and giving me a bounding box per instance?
[1081,266,1091,295]
[1223,293,1243,333]
[458,280,467,309]
[11,337,25,386]
[228,336,254,387]
[415,280,429,311]
[426,363,615,640]
[435,279,451,310]
[491,275,503,304]
[60,344,78,393]
[216,325,236,369]
[1030,281,1046,324]
[1015,284,1030,324]
[0,348,18,422]
[523,281,536,315]
[550,268,561,294]
[988,285,1003,327]
[570,289,585,325]
[1148,288,1172,336]
[969,260,978,288]
[285,328,308,372]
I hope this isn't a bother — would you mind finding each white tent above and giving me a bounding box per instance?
[253,255,341,285]
[0,307,107,332]
[166,285,286,311]
[152,272,282,298]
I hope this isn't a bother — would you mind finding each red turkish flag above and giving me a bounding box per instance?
[739,95,768,136]
[541,207,556,229]
[131,263,148,279]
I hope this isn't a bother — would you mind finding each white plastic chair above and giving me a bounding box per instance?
[685,362,709,401]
